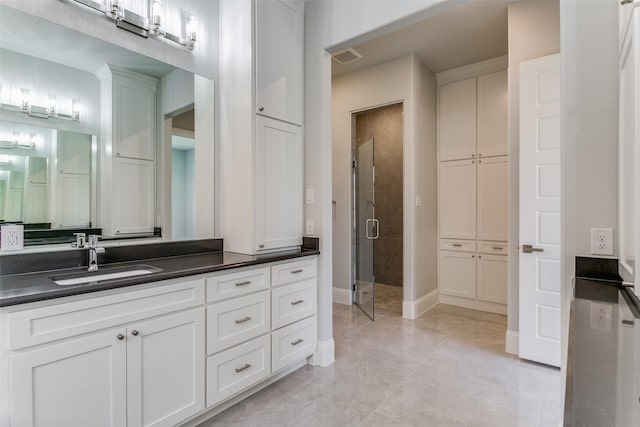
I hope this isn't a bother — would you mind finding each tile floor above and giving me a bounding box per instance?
[200,303,561,426]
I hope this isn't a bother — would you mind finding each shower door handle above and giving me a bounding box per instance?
[365,219,380,240]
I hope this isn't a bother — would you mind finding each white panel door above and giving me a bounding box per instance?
[127,308,205,427]
[477,253,508,304]
[439,78,477,161]
[256,0,304,125]
[477,70,508,158]
[519,54,561,367]
[255,115,302,251]
[439,159,476,239]
[113,157,155,235]
[9,328,127,427]
[477,156,508,241]
[438,250,476,299]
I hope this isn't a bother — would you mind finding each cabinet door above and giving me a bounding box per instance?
[255,116,302,251]
[439,159,476,239]
[58,131,92,175]
[114,73,156,161]
[113,157,155,235]
[477,254,508,304]
[477,156,508,241]
[9,328,127,427]
[127,308,205,427]
[439,78,476,161]
[438,250,476,299]
[477,70,508,157]
[57,174,91,227]
[619,9,640,295]
[256,0,304,125]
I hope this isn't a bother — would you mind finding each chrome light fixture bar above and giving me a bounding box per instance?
[0,85,81,122]
[72,0,197,51]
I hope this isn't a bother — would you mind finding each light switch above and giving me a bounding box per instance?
[306,219,314,235]
[306,188,314,204]
[415,195,422,207]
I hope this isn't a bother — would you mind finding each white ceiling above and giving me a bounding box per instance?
[332,0,513,77]
[0,5,176,78]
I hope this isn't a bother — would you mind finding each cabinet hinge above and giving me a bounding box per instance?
[352,160,357,169]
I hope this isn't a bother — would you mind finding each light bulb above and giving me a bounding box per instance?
[72,99,80,121]
[151,0,162,35]
[49,94,57,116]
[21,88,30,113]
[186,15,197,51]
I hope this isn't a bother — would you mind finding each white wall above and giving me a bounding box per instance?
[506,0,560,334]
[331,54,437,308]
[560,0,619,412]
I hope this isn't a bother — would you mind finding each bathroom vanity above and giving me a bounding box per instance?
[0,239,319,426]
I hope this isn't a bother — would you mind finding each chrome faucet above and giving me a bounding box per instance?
[71,232,86,248]
[87,235,105,272]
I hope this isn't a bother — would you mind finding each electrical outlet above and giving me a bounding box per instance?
[305,219,314,235]
[590,302,613,331]
[305,188,314,205]
[591,228,613,255]
[1,224,24,251]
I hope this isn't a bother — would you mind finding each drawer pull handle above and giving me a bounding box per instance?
[452,244,462,247]
[235,316,252,324]
[291,269,304,274]
[291,299,304,306]
[492,247,503,250]
[622,319,635,327]
[621,0,633,4]
[235,280,252,287]
[235,363,252,373]
[291,338,304,346]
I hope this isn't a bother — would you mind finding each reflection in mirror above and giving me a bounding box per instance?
[0,121,96,228]
[0,5,215,249]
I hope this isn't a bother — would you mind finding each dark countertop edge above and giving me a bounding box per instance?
[0,249,320,307]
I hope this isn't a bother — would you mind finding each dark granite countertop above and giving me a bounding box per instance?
[0,238,320,307]
[568,275,640,426]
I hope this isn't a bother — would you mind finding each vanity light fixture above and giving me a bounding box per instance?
[0,85,81,122]
[71,0,197,51]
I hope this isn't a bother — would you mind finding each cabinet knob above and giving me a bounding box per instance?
[478,255,482,259]
[478,153,482,157]
[472,154,475,158]
[131,330,139,336]
[116,152,120,156]
[479,160,482,163]
[117,334,124,340]
[472,255,475,258]
[259,107,264,112]
[259,244,265,248]
[472,160,475,164]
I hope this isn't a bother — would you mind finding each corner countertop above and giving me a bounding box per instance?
[0,248,319,307]
[568,277,640,426]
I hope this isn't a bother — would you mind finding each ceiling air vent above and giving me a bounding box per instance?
[332,48,362,65]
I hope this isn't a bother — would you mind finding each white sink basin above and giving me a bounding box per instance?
[52,265,162,286]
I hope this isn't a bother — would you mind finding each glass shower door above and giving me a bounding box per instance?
[353,138,377,320]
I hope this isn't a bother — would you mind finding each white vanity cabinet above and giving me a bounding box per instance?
[2,278,206,427]
[220,0,304,255]
[97,65,157,237]
[618,0,640,296]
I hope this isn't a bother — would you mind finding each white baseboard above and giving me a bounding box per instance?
[439,294,508,315]
[505,329,519,355]
[402,289,439,319]
[333,286,352,305]
[310,338,335,367]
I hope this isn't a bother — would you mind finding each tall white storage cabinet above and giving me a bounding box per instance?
[437,62,508,314]
[220,0,304,255]
[618,0,640,297]
[97,65,157,237]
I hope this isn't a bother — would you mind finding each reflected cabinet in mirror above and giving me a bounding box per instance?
[0,5,215,248]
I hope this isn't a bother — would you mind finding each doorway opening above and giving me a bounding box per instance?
[170,108,195,241]
[352,102,404,319]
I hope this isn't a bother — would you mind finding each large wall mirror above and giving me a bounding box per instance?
[0,5,215,249]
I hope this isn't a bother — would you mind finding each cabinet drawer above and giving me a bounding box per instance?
[206,334,270,407]
[271,257,317,287]
[206,267,270,302]
[207,290,270,355]
[439,239,476,253]
[7,278,204,351]
[477,241,508,255]
[271,279,317,330]
[271,315,317,373]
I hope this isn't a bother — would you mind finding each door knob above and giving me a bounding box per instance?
[522,244,544,253]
